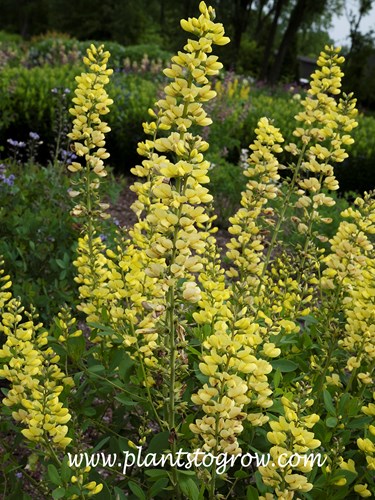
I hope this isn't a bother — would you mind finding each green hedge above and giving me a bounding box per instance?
[0,60,374,189]
[2,35,172,72]
[0,65,158,169]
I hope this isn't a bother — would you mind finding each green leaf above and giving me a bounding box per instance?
[347,415,372,429]
[149,478,169,496]
[91,436,111,454]
[145,469,169,479]
[147,432,170,454]
[178,476,199,500]
[52,487,66,499]
[60,456,72,483]
[234,469,249,479]
[113,487,127,500]
[326,416,338,428]
[67,335,85,362]
[273,368,282,389]
[247,485,259,500]
[338,393,351,415]
[87,364,106,374]
[128,481,146,500]
[270,359,298,372]
[48,464,62,486]
[187,345,201,357]
[87,322,117,336]
[323,390,336,416]
[115,394,139,407]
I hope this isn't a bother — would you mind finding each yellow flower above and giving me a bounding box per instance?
[68,44,113,221]
[354,484,372,498]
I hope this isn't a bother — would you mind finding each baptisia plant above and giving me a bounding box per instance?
[2,2,375,498]
[65,17,372,500]
[68,1,231,494]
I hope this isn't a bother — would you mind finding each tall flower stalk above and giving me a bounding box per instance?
[127,2,230,490]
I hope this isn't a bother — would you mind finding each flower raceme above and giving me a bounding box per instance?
[0,260,73,449]
[259,395,321,499]
[67,43,113,220]
[124,2,230,385]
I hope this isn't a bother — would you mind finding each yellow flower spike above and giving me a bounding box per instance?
[0,265,73,451]
[68,44,113,223]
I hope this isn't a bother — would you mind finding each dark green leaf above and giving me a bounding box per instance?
[323,390,336,416]
[247,485,259,500]
[149,478,169,496]
[178,476,199,500]
[273,368,282,389]
[145,469,169,479]
[270,359,298,372]
[115,394,139,407]
[52,487,66,499]
[128,481,146,500]
[147,432,170,454]
[347,415,372,429]
[48,464,62,486]
[325,416,338,428]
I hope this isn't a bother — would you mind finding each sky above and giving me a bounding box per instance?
[329,1,375,46]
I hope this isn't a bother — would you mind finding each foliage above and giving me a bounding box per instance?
[0,65,158,170]
[1,4,375,500]
[0,161,77,321]
[22,37,172,72]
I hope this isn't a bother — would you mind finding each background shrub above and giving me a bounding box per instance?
[0,66,158,169]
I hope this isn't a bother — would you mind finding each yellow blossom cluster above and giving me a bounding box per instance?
[191,241,273,453]
[73,234,163,366]
[70,466,103,499]
[67,5,231,397]
[259,394,321,498]
[321,193,374,377]
[357,394,375,484]
[189,223,274,455]
[116,2,230,393]
[54,306,83,343]
[226,117,283,292]
[130,1,229,281]
[67,43,113,220]
[0,264,73,449]
[292,46,358,237]
[190,314,273,454]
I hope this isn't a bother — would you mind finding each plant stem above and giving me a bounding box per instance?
[255,143,307,305]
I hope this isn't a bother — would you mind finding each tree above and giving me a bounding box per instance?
[267,0,329,83]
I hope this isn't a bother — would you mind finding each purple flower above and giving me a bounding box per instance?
[0,173,15,186]
[7,139,26,148]
[60,149,77,162]
[29,131,40,141]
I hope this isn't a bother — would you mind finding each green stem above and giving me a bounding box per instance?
[135,345,165,430]
[79,364,149,403]
[254,143,307,308]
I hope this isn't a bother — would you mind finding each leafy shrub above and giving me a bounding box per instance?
[0,65,158,169]
[0,162,77,320]
[0,65,80,152]
[25,37,83,68]
[0,33,23,69]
